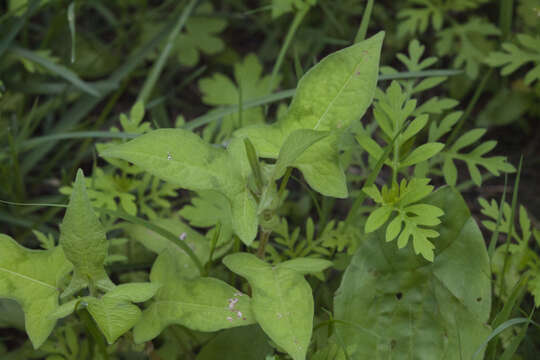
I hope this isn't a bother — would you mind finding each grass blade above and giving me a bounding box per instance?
[10,46,100,97]
[137,0,200,103]
[354,0,374,43]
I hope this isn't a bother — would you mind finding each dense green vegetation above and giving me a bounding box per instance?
[0,0,539,359]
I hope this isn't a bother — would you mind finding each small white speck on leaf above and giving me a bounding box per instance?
[236,311,242,318]
[226,316,233,322]
[179,232,187,241]
[167,152,172,160]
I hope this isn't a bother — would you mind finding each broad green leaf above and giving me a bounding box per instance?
[236,32,385,198]
[60,169,114,297]
[103,283,161,303]
[100,129,241,195]
[231,190,258,244]
[196,325,272,360]
[0,234,71,348]
[101,129,258,246]
[124,216,210,279]
[50,284,159,344]
[179,190,234,246]
[272,129,329,180]
[334,186,491,359]
[86,296,142,344]
[282,31,384,133]
[223,253,314,360]
[293,135,348,197]
[278,258,333,275]
[133,252,255,343]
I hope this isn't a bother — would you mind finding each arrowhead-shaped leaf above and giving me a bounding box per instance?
[235,32,384,198]
[133,252,255,343]
[100,129,242,195]
[0,234,71,348]
[223,253,315,360]
[333,186,491,359]
[101,129,258,246]
[60,169,114,297]
[86,282,160,344]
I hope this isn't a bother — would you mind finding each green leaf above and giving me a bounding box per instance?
[223,253,314,360]
[0,234,71,348]
[196,325,273,360]
[272,129,329,180]
[103,283,161,303]
[86,296,142,344]
[178,190,234,245]
[278,258,333,275]
[443,129,515,186]
[60,169,114,297]
[334,186,491,358]
[365,205,393,233]
[100,129,241,195]
[397,1,444,37]
[436,18,500,78]
[133,252,255,343]
[100,129,258,245]
[231,190,258,245]
[174,3,227,66]
[366,179,444,261]
[124,216,210,279]
[200,54,280,142]
[400,142,444,167]
[486,34,540,85]
[236,32,385,198]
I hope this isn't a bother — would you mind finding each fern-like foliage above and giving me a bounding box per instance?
[479,198,540,306]
[441,129,515,186]
[486,34,540,85]
[397,0,491,37]
[436,18,500,78]
[363,178,444,261]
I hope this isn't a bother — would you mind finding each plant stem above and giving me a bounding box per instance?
[257,230,271,258]
[499,155,523,298]
[137,0,200,104]
[499,0,514,40]
[278,167,293,199]
[268,7,309,93]
[354,0,374,43]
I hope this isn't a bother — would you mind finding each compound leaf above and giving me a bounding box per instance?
[486,33,540,85]
[443,129,515,186]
